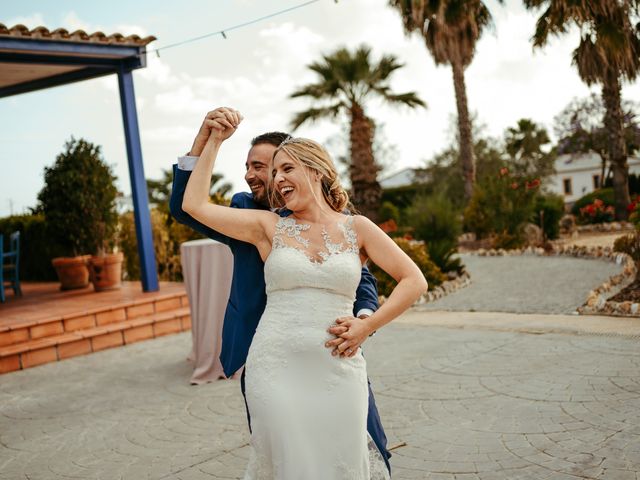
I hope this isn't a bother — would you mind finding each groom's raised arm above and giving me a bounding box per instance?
[170,159,234,245]
[353,266,379,317]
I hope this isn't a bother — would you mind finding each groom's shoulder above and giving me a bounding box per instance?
[230,191,257,209]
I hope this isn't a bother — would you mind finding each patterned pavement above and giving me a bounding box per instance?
[1,319,639,480]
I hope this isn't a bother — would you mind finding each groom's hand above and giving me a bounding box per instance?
[189,107,243,156]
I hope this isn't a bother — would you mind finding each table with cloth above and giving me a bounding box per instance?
[180,238,234,384]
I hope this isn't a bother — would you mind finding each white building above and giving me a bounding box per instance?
[548,152,640,206]
[379,167,428,189]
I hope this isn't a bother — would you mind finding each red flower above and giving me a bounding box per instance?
[510,182,519,190]
[499,167,509,177]
[526,178,541,189]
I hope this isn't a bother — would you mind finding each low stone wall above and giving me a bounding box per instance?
[473,245,638,317]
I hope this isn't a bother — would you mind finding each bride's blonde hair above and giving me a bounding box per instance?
[270,137,349,213]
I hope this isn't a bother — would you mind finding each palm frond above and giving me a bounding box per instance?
[373,89,427,109]
[289,103,344,130]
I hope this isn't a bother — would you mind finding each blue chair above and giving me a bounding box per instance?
[1,231,22,303]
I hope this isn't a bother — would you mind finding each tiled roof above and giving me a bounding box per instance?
[0,23,156,47]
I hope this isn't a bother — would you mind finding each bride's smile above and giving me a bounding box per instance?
[272,152,321,212]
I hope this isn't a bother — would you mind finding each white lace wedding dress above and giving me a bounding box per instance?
[243,216,390,480]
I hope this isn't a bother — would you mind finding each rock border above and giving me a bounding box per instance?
[471,245,638,317]
[418,272,472,305]
[575,221,634,233]
[382,271,472,306]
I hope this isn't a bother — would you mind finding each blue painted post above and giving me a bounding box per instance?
[117,67,159,292]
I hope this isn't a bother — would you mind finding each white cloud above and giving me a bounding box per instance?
[4,13,45,28]
[142,125,194,142]
[60,11,94,32]
[137,55,180,87]
[114,23,149,37]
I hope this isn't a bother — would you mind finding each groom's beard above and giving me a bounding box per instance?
[248,182,270,207]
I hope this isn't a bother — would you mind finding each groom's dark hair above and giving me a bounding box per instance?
[251,131,290,148]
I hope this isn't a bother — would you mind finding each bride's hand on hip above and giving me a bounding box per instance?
[325,316,373,358]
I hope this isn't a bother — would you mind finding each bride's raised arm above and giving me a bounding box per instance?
[182,108,275,256]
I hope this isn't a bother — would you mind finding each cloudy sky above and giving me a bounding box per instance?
[2,0,639,217]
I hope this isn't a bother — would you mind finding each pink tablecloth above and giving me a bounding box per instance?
[180,238,234,384]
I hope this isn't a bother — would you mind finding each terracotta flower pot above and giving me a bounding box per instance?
[89,252,124,292]
[51,255,91,290]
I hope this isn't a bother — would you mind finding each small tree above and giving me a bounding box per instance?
[554,94,640,184]
[37,137,118,256]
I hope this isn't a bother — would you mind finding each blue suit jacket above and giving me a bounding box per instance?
[170,164,391,471]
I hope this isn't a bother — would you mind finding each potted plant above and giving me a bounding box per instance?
[88,221,123,292]
[37,137,123,290]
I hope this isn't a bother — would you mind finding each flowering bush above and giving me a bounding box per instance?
[578,198,615,224]
[463,167,541,248]
[629,196,640,229]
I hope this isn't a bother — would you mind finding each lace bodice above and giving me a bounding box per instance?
[272,215,359,263]
[264,215,362,298]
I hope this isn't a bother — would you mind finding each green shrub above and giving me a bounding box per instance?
[405,192,464,274]
[381,184,428,211]
[378,201,400,223]
[0,214,66,281]
[369,237,445,297]
[464,167,540,248]
[533,194,565,240]
[613,233,640,263]
[118,209,203,281]
[37,137,118,256]
[570,188,614,216]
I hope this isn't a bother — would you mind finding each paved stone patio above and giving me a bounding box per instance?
[1,319,638,479]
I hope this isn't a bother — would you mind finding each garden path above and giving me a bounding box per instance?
[418,253,625,314]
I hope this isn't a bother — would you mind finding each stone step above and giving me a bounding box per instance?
[0,291,189,347]
[0,307,192,373]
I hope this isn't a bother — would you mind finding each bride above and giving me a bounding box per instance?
[183,107,428,479]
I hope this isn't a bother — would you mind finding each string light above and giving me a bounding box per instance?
[145,0,329,57]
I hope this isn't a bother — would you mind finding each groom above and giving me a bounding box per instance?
[170,109,391,470]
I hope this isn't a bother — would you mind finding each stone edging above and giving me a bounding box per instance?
[471,245,638,317]
[418,272,471,305]
[382,271,472,306]
[575,222,633,233]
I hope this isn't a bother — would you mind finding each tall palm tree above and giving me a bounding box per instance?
[524,0,640,220]
[389,0,499,202]
[289,45,425,222]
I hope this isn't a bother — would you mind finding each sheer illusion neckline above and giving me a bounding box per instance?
[270,215,360,266]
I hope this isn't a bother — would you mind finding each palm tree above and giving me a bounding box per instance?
[523,0,640,220]
[289,45,425,222]
[504,118,556,180]
[389,0,499,202]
